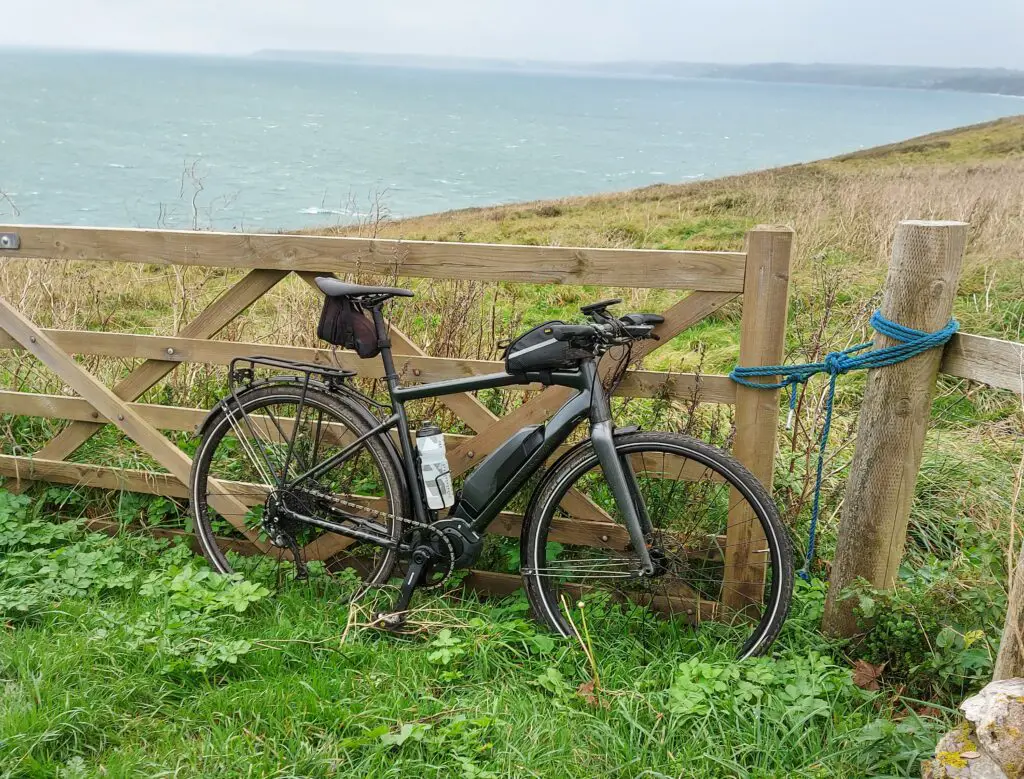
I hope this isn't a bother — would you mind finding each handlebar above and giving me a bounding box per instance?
[550,319,659,345]
[544,300,664,348]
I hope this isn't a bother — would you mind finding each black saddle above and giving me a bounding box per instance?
[315,278,414,301]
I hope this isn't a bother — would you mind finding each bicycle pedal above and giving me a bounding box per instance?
[374,611,411,633]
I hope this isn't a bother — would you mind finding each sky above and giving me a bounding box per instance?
[5,0,1024,69]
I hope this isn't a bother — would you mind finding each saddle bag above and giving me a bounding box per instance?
[317,296,381,359]
[503,321,588,375]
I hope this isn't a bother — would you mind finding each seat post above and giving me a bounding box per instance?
[370,305,399,387]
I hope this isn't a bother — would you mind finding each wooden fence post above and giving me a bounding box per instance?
[995,535,1024,679]
[723,225,793,610]
[822,220,967,637]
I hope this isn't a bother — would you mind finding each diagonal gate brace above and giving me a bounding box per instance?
[29,268,288,464]
[0,295,270,551]
[447,290,739,476]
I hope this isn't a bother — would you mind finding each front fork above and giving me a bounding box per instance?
[588,376,656,575]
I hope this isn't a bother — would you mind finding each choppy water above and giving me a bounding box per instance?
[2,50,1020,230]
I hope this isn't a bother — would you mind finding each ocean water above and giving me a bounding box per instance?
[2,50,1021,231]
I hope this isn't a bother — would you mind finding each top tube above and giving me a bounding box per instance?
[390,367,592,403]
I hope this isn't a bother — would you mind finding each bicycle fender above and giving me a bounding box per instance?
[196,377,411,511]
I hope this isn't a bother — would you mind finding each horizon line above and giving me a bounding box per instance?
[1,44,1021,74]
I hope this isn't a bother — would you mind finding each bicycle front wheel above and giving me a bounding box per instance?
[521,431,793,658]
[190,384,407,596]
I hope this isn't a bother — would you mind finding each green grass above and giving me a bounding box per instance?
[828,115,1024,165]
[0,493,945,778]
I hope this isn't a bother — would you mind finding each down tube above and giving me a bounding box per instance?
[467,389,592,534]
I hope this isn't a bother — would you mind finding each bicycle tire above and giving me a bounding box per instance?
[521,431,793,658]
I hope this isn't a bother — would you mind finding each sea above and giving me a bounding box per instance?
[2,49,1021,231]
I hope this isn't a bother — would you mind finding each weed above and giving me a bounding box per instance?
[852,523,1006,699]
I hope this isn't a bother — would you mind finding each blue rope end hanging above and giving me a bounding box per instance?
[729,310,958,581]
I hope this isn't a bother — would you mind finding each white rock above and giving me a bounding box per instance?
[923,679,1024,779]
[960,679,1024,778]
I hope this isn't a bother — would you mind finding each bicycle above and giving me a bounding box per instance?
[190,279,793,658]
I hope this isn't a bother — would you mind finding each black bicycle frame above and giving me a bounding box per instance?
[285,306,654,573]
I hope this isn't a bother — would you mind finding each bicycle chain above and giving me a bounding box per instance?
[305,489,456,589]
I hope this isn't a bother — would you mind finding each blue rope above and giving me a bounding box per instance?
[729,310,959,581]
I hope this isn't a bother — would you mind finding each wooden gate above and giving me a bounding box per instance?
[0,223,793,602]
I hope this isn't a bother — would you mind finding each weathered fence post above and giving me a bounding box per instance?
[995,534,1024,679]
[723,225,793,610]
[822,220,967,638]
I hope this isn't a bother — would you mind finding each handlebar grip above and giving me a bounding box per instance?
[550,324,597,341]
[620,313,665,326]
[580,298,622,315]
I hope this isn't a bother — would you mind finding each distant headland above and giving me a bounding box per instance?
[253,50,1024,97]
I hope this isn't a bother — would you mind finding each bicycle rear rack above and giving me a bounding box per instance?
[228,355,357,394]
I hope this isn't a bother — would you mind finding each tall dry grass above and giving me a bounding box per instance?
[739,159,1024,269]
[368,156,1024,290]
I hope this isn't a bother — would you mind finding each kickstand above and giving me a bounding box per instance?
[375,545,432,630]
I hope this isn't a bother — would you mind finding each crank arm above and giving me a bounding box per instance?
[378,545,434,627]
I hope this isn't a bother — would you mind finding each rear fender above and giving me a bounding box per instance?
[196,377,328,439]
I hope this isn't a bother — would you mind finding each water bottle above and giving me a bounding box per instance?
[416,423,455,510]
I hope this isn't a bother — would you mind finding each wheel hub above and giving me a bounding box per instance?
[263,490,309,548]
[262,492,288,547]
[648,546,669,578]
[261,491,308,579]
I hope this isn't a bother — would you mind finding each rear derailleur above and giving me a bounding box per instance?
[263,492,309,581]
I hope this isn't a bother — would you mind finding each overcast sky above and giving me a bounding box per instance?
[6,0,1023,69]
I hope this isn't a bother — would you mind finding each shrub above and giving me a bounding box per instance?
[852,520,1005,699]
[532,204,564,218]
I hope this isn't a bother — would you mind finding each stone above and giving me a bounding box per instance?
[923,723,1005,779]
[961,679,1024,778]
[922,679,1024,779]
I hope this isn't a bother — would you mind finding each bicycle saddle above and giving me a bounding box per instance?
[315,278,414,300]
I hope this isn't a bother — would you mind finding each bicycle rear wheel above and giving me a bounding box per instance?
[190,384,407,596]
[521,431,793,658]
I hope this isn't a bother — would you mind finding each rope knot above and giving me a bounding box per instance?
[823,351,853,375]
[728,309,959,582]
